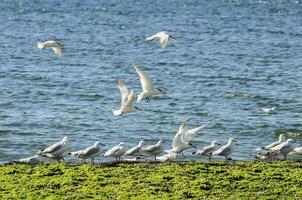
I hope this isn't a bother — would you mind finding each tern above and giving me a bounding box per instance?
[37,40,63,56]
[133,64,166,103]
[146,31,175,48]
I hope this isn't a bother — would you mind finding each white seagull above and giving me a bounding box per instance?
[69,141,105,163]
[142,140,164,160]
[269,139,295,160]
[104,142,127,160]
[212,138,237,160]
[133,64,166,103]
[37,40,63,56]
[264,134,286,150]
[146,31,175,48]
[157,152,177,162]
[113,80,143,116]
[124,140,145,160]
[193,141,221,161]
[37,136,69,161]
[11,155,48,165]
[260,107,276,114]
[170,119,196,155]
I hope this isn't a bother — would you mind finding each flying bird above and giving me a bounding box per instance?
[113,80,143,116]
[260,107,276,114]
[37,136,69,161]
[183,124,207,143]
[37,40,63,56]
[104,142,127,161]
[146,31,175,48]
[133,64,166,103]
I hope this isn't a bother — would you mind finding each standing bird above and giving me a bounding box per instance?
[212,138,237,160]
[260,107,276,114]
[37,136,69,161]
[146,31,175,48]
[133,64,166,103]
[264,134,286,150]
[113,80,143,116]
[104,142,127,161]
[69,141,105,163]
[269,139,295,160]
[193,141,221,161]
[124,140,145,160]
[37,40,63,56]
[142,140,164,160]
[170,119,196,155]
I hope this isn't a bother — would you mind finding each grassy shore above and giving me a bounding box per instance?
[0,161,302,199]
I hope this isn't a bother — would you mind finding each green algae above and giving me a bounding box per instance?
[0,161,301,199]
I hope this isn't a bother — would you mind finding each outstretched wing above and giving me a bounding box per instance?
[133,64,155,92]
[183,124,207,143]
[117,80,130,106]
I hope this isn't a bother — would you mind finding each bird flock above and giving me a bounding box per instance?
[6,31,302,166]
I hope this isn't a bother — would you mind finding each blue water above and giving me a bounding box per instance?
[0,0,302,163]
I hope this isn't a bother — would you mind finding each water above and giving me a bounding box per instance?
[0,0,302,163]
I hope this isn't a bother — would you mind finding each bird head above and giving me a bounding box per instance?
[95,141,105,146]
[229,138,237,144]
[138,140,145,147]
[279,134,286,141]
[62,136,68,144]
[287,139,294,143]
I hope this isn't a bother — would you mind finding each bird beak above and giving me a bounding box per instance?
[101,143,106,146]
[170,35,176,40]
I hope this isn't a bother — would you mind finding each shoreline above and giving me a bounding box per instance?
[1,161,302,199]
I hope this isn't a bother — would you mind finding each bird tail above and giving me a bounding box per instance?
[37,42,44,49]
[113,110,122,116]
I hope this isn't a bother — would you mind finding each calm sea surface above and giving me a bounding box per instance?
[0,0,302,162]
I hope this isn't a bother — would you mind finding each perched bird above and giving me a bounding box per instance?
[212,138,237,160]
[104,142,127,160]
[37,40,63,56]
[193,141,221,161]
[9,155,48,166]
[146,31,175,48]
[264,134,286,150]
[183,124,207,143]
[124,140,145,160]
[293,147,302,155]
[270,139,295,160]
[142,140,164,160]
[157,152,177,162]
[170,119,196,155]
[69,141,105,163]
[133,64,166,103]
[260,107,276,114]
[37,136,69,161]
[254,150,276,161]
[113,80,143,116]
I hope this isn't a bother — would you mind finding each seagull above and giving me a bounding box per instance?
[157,152,177,162]
[170,119,196,155]
[69,141,105,163]
[113,80,143,116]
[260,107,276,114]
[124,140,145,160]
[146,31,175,48]
[37,136,69,161]
[133,64,166,103]
[264,134,286,150]
[212,138,237,160]
[104,142,127,161]
[269,139,295,160]
[37,40,63,56]
[183,124,207,143]
[293,147,302,155]
[193,141,221,161]
[142,140,164,160]
[10,155,48,165]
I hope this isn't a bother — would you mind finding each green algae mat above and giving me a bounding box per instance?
[0,162,301,199]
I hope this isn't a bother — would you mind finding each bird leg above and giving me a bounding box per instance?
[209,155,212,162]
[154,155,157,161]
[91,158,94,164]
[146,97,150,103]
